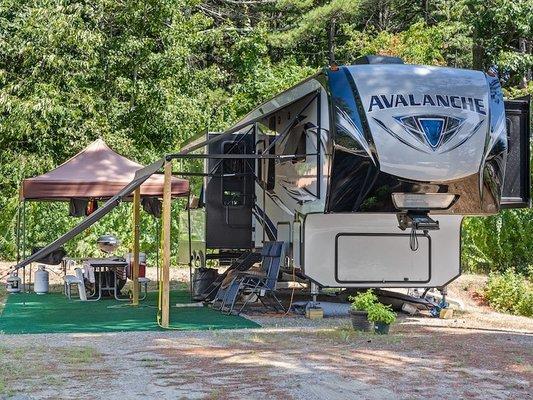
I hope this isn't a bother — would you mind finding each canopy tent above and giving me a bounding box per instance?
[13,140,190,305]
[7,128,260,327]
[21,139,189,200]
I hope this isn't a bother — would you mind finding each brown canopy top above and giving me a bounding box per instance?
[21,139,189,200]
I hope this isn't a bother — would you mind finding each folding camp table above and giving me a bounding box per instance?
[83,258,128,301]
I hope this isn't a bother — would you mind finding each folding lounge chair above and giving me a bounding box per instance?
[203,250,262,302]
[211,248,264,310]
[211,243,271,311]
[222,241,285,315]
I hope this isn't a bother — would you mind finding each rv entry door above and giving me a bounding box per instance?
[205,131,255,249]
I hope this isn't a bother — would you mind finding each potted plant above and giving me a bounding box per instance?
[348,290,378,332]
[367,303,396,335]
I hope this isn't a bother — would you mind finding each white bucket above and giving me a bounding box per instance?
[125,252,147,266]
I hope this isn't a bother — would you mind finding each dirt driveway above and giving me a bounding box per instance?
[0,315,531,399]
[0,269,531,399]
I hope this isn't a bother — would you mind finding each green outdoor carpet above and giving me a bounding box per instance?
[0,290,259,334]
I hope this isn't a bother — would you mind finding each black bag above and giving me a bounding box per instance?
[31,247,67,265]
[191,268,219,301]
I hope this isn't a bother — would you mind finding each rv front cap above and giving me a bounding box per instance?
[368,94,486,115]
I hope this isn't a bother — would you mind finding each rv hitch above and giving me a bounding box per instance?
[397,212,440,252]
[397,212,440,231]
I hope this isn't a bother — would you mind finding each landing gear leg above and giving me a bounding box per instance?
[429,285,451,318]
[438,286,448,306]
[310,282,319,307]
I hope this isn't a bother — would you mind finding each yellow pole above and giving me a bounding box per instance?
[132,187,141,306]
[161,160,172,328]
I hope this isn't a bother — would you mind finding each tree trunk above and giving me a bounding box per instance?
[518,37,529,88]
[472,30,485,71]
[328,18,336,66]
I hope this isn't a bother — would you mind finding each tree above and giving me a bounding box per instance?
[466,0,532,86]
[0,0,531,267]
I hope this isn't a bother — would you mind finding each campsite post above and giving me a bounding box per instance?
[132,187,141,306]
[161,160,172,327]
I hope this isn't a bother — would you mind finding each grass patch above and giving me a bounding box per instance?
[0,374,8,396]
[0,345,53,395]
[58,346,99,365]
[0,344,106,396]
[314,327,404,345]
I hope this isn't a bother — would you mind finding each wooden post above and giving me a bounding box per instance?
[161,160,172,328]
[132,187,141,306]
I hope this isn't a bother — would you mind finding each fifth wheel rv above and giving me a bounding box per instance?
[186,56,530,292]
[12,56,529,298]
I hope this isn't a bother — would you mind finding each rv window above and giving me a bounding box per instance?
[222,142,246,174]
[223,190,244,206]
[279,126,306,162]
[257,132,275,191]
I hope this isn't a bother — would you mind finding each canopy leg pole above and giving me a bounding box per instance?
[132,187,141,306]
[22,200,27,292]
[187,194,193,301]
[156,217,160,291]
[161,160,172,328]
[16,200,22,263]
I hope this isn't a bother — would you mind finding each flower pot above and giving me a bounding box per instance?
[350,310,372,332]
[374,322,390,335]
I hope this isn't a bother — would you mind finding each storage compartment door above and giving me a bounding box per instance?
[335,233,431,284]
[502,96,531,208]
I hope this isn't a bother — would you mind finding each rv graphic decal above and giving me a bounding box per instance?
[368,94,486,115]
[393,115,465,151]
[373,115,485,154]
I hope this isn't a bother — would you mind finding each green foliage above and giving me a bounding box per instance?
[0,0,531,266]
[484,269,533,317]
[340,22,449,66]
[462,208,533,277]
[349,289,377,311]
[465,0,532,74]
[504,81,533,99]
[366,302,396,325]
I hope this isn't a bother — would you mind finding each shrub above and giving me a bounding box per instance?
[348,289,378,312]
[462,209,533,277]
[484,269,533,317]
[367,303,397,325]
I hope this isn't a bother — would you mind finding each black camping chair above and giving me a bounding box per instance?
[221,241,286,315]
[205,250,261,303]
[212,243,272,312]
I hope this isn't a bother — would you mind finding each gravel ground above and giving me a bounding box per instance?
[0,265,532,399]
[0,319,531,400]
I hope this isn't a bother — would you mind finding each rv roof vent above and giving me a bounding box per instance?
[354,55,404,65]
